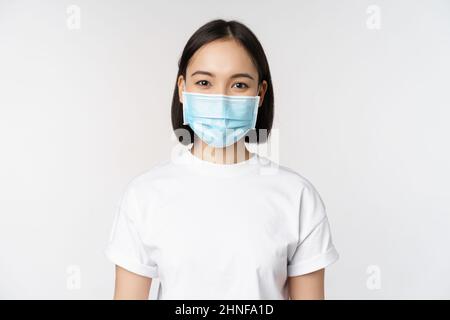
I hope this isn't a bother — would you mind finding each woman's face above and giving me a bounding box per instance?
[178,38,267,105]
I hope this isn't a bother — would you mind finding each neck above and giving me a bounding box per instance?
[190,139,251,164]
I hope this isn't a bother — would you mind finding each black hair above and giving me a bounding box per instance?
[171,19,274,145]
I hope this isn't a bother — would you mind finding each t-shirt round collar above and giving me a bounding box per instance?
[175,147,260,178]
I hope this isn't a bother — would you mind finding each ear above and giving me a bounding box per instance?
[257,80,268,107]
[177,75,185,104]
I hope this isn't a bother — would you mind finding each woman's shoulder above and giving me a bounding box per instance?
[123,157,179,193]
[256,154,321,193]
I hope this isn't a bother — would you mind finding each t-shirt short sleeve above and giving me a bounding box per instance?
[104,183,158,278]
[287,181,339,277]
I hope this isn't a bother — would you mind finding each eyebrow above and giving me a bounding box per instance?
[190,70,255,81]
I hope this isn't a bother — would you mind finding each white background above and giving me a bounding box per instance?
[0,0,449,299]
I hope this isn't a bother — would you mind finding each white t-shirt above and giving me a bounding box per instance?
[105,147,339,299]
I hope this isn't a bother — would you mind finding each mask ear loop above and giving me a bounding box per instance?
[255,82,261,108]
[251,83,261,129]
[182,81,188,125]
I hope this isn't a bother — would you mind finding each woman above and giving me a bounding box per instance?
[105,19,339,300]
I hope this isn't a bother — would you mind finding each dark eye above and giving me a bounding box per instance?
[195,80,211,87]
[232,82,248,89]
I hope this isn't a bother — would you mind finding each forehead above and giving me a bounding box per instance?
[187,38,258,77]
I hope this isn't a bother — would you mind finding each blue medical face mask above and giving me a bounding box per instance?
[181,83,260,148]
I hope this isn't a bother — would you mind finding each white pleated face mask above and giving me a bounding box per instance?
[181,83,260,148]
